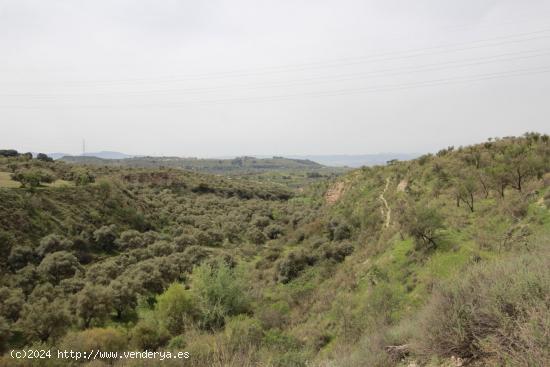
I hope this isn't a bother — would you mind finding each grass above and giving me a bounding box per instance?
[0,172,20,188]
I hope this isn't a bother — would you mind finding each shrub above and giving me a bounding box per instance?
[412,251,550,364]
[276,251,317,283]
[117,230,145,249]
[155,283,198,335]
[147,241,176,257]
[130,315,170,350]
[192,261,251,329]
[174,234,197,251]
[59,327,127,354]
[69,169,95,186]
[36,234,73,258]
[247,227,267,245]
[321,241,354,262]
[8,245,36,271]
[326,219,352,241]
[93,225,118,252]
[264,224,284,240]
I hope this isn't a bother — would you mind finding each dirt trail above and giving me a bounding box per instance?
[379,177,391,228]
[325,181,345,205]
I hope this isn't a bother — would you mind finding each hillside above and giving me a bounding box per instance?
[0,133,549,366]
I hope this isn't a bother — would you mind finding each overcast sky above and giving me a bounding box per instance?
[1,0,550,157]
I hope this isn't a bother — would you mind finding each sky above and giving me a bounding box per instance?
[1,0,550,157]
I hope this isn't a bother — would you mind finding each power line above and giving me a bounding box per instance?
[3,48,549,98]
[2,66,549,108]
[3,29,550,87]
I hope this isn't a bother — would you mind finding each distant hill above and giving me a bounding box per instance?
[59,155,327,174]
[81,151,136,159]
[54,152,418,167]
[286,153,420,167]
[49,151,136,160]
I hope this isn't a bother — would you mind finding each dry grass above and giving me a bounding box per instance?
[0,172,20,188]
[412,249,550,366]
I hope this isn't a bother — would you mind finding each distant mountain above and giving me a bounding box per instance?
[47,152,71,160]
[286,153,420,167]
[81,151,136,159]
[55,152,418,167]
[59,155,331,174]
[49,151,135,160]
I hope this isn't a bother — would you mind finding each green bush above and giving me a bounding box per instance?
[320,241,354,263]
[130,315,170,350]
[192,261,251,329]
[276,250,317,283]
[155,283,198,335]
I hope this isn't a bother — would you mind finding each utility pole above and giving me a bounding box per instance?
[82,139,86,156]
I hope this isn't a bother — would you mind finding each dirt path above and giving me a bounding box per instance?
[325,181,345,205]
[379,177,391,228]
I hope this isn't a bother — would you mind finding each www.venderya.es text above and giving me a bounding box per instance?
[11,349,190,361]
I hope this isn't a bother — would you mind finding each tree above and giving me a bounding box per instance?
[109,279,137,320]
[36,234,73,258]
[0,316,11,353]
[455,175,478,212]
[400,203,445,251]
[17,298,71,342]
[117,229,145,250]
[13,265,40,295]
[8,245,35,270]
[503,144,542,192]
[0,149,18,157]
[75,284,113,328]
[37,251,80,284]
[36,153,53,162]
[11,169,54,189]
[487,163,510,198]
[93,224,118,251]
[0,287,24,322]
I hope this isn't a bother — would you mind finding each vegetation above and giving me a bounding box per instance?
[0,133,549,366]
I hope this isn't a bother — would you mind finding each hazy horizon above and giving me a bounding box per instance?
[2,0,550,156]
